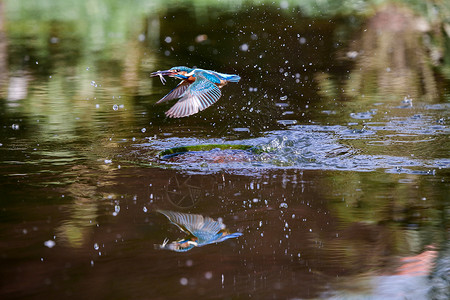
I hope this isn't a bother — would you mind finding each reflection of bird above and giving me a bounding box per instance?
[156,210,242,252]
[151,67,241,118]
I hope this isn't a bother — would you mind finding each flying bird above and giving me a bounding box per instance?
[156,210,242,252]
[151,66,240,118]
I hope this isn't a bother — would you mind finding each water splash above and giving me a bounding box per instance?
[130,123,448,175]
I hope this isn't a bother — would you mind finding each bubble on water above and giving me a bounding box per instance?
[90,260,94,266]
[141,128,146,133]
[95,104,100,108]
[91,81,98,87]
[11,124,19,130]
[113,104,119,111]
[164,36,172,43]
[44,240,55,248]
[94,243,99,250]
[143,206,148,213]
[205,272,213,279]
[180,277,188,285]
[280,95,288,101]
[299,37,306,44]
[104,159,112,164]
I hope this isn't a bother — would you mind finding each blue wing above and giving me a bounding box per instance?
[158,210,224,242]
[165,72,222,118]
[156,81,190,104]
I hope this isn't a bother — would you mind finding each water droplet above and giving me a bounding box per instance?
[44,240,55,248]
[180,277,188,286]
[279,203,288,208]
[240,43,249,51]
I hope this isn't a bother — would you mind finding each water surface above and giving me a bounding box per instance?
[1,1,449,299]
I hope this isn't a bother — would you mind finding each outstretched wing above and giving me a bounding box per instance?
[165,73,222,118]
[158,210,225,240]
[156,81,191,104]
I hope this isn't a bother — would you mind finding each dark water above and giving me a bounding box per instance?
[1,1,449,299]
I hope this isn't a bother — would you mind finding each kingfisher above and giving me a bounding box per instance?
[150,66,241,118]
[156,210,243,252]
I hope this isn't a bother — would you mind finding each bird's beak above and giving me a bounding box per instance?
[151,70,176,85]
[150,70,175,77]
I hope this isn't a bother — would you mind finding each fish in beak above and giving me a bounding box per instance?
[150,70,176,85]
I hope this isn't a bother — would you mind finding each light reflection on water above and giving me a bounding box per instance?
[0,0,449,299]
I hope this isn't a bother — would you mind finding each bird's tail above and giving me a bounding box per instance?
[226,75,241,82]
